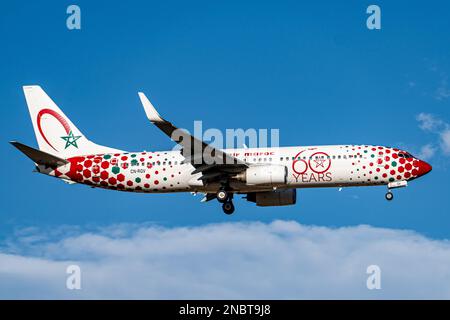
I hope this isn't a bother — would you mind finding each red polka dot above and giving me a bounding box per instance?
[83,169,91,178]
[412,169,418,176]
[405,163,412,170]
[92,177,100,183]
[140,158,145,162]
[121,156,128,161]
[154,180,159,185]
[155,171,159,174]
[386,150,391,154]
[76,164,83,172]
[413,160,419,167]
[396,175,401,180]
[384,164,389,169]
[384,156,390,162]
[100,171,109,180]
[390,170,396,175]
[382,173,387,178]
[392,153,398,159]
[145,174,150,179]
[398,166,404,173]
[404,172,411,178]
[108,177,117,185]
[376,168,381,172]
[84,160,92,168]
[369,162,374,166]
[144,183,150,188]
[101,161,109,169]
[127,180,133,186]
[92,165,100,174]
[117,174,125,182]
[399,158,406,164]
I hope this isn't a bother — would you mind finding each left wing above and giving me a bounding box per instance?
[138,92,248,182]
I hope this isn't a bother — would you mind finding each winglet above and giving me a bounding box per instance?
[138,92,164,123]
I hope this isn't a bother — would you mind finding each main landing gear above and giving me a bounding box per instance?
[222,201,235,215]
[217,188,234,214]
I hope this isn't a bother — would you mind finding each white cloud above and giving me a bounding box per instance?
[435,78,450,101]
[416,113,450,159]
[1,221,450,299]
[440,129,450,155]
[418,144,436,160]
[416,113,443,132]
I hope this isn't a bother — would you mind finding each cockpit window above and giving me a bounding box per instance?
[398,152,413,158]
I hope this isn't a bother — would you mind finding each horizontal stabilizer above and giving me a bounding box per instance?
[10,141,68,167]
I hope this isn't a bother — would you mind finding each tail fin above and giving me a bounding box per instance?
[23,85,122,158]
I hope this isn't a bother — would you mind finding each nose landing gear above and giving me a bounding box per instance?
[385,191,394,201]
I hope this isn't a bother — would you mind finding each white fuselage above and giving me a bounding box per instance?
[39,144,425,194]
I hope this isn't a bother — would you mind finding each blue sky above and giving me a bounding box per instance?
[1,0,450,237]
[1,0,450,298]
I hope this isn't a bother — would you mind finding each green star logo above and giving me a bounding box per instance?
[61,130,81,149]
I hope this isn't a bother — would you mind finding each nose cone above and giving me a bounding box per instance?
[416,160,432,177]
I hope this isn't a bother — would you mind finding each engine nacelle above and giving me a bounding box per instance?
[246,189,297,207]
[236,165,287,185]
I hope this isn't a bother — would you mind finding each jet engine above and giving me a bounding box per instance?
[245,189,297,207]
[235,165,287,185]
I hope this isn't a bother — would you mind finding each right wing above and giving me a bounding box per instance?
[138,92,248,181]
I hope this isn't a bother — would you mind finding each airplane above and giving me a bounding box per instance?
[11,85,432,214]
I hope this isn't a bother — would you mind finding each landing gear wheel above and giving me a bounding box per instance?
[222,201,235,215]
[217,189,228,203]
[385,191,394,201]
